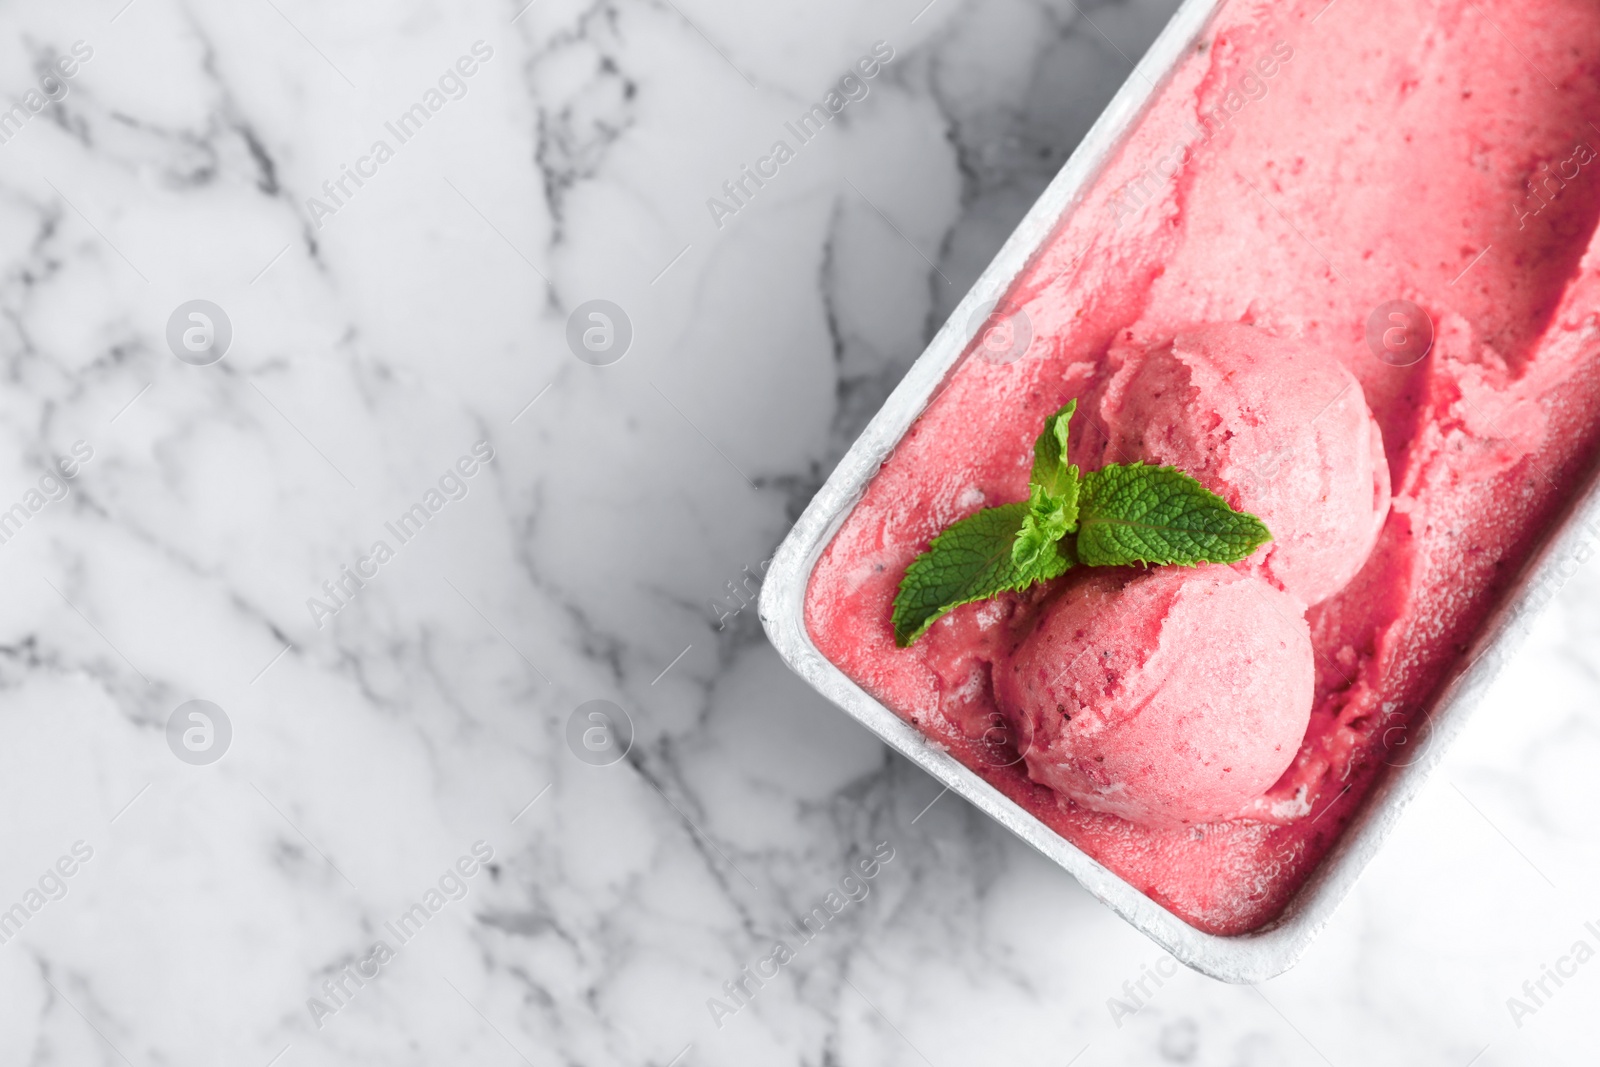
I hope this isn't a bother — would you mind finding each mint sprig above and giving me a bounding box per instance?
[890,400,1272,646]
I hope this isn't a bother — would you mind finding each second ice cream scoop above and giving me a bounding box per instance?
[1094,322,1390,605]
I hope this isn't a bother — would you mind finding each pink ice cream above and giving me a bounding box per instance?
[1091,324,1390,605]
[995,567,1313,827]
[804,0,1600,934]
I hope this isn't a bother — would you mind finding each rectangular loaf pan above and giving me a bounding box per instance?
[759,0,1597,981]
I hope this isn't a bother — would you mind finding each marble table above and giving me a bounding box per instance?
[0,0,1594,1064]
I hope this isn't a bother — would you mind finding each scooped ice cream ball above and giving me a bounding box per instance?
[1094,322,1390,606]
[994,566,1313,829]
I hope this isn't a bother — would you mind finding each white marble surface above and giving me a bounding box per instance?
[0,0,1595,1064]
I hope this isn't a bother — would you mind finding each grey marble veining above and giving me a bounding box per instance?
[0,0,1593,1065]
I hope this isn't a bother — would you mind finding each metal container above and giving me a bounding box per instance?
[759,0,1596,981]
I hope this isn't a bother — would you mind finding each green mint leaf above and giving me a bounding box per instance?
[1013,485,1073,568]
[1075,463,1272,567]
[1030,400,1079,501]
[893,502,1072,646]
[1014,400,1081,569]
